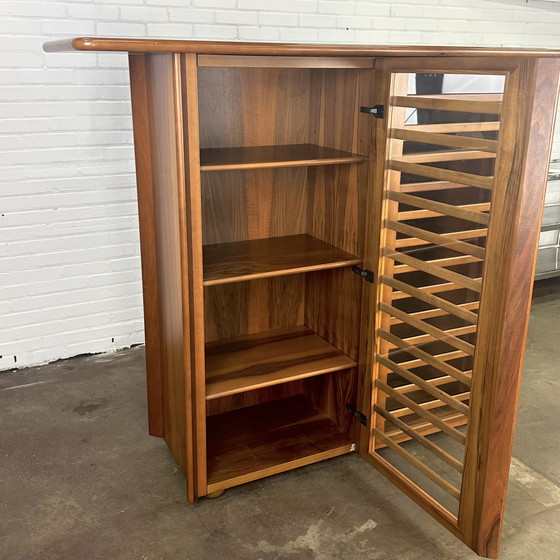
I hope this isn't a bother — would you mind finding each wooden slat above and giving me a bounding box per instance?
[383,249,482,293]
[389,159,494,190]
[392,93,502,114]
[402,324,477,349]
[389,301,479,325]
[391,278,481,300]
[375,405,463,473]
[390,127,498,153]
[390,391,471,420]
[383,411,467,446]
[378,355,469,415]
[392,150,496,164]
[380,302,476,355]
[205,326,356,399]
[399,202,491,221]
[394,255,482,275]
[361,451,462,541]
[400,180,471,193]
[399,348,469,372]
[396,374,469,395]
[380,329,472,386]
[396,227,487,249]
[374,429,461,500]
[388,190,490,225]
[377,379,466,444]
[387,220,486,259]
[408,122,500,133]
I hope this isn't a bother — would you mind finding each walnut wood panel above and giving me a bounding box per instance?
[128,54,163,437]
[202,234,360,286]
[136,53,193,498]
[459,58,560,558]
[44,37,560,57]
[201,167,308,245]
[204,275,304,343]
[206,394,354,493]
[197,67,313,150]
[205,325,356,399]
[198,54,375,68]
[205,379,305,417]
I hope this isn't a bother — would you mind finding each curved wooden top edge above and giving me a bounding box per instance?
[43,37,560,58]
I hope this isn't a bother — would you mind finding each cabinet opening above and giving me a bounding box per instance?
[197,66,369,167]
[205,370,357,493]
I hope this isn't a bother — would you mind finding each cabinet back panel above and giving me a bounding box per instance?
[206,380,305,416]
[201,168,308,245]
[197,67,315,149]
[204,275,305,343]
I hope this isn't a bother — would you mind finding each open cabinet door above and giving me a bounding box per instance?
[358,56,560,558]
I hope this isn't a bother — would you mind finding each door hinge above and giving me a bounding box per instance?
[352,265,374,283]
[347,404,368,426]
[360,105,384,118]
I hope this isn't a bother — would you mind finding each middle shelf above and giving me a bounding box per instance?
[205,325,357,400]
[203,233,361,286]
[200,143,367,172]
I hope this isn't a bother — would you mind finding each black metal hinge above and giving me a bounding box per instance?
[360,105,384,118]
[347,404,368,426]
[352,265,374,283]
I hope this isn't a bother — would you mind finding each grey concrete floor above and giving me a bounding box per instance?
[1,280,559,560]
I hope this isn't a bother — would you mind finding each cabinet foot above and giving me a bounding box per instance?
[206,489,225,499]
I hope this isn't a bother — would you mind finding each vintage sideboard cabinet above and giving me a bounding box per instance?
[44,37,560,558]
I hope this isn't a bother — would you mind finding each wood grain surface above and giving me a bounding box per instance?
[206,394,354,492]
[200,143,367,171]
[202,234,361,286]
[205,325,356,399]
[44,37,560,57]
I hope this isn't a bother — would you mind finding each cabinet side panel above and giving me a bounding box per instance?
[144,54,191,487]
[459,58,560,558]
[129,54,164,437]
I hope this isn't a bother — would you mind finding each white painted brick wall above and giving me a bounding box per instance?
[1,0,560,371]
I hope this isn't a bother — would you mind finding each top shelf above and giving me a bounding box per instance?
[200,144,367,172]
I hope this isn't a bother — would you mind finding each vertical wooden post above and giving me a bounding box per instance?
[180,53,208,499]
[459,57,560,558]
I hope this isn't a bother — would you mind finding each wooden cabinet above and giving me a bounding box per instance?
[44,38,560,558]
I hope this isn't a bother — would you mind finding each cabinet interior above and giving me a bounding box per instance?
[197,64,371,490]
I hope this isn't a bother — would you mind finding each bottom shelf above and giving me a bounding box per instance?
[206,394,354,493]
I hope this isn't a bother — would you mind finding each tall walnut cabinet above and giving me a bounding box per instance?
[44,38,560,558]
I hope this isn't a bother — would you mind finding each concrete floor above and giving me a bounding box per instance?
[1,280,559,560]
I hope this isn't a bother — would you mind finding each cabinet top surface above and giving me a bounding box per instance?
[43,37,560,58]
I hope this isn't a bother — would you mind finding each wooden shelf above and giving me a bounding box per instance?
[206,394,354,493]
[205,325,356,400]
[200,143,367,171]
[203,234,361,286]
